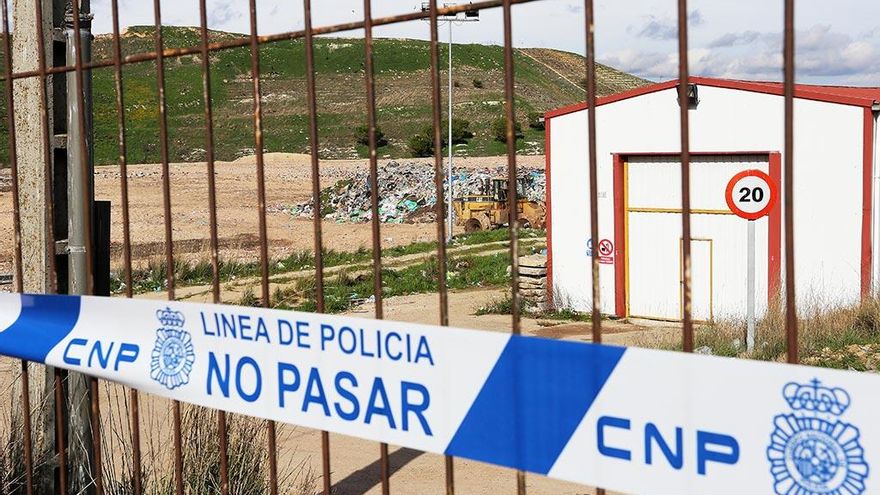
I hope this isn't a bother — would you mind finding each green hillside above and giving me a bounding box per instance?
[6,26,649,165]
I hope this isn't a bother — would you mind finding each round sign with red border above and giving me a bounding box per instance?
[725,169,778,220]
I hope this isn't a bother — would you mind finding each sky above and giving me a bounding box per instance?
[88,0,880,86]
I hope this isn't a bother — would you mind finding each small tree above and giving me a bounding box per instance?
[492,117,523,143]
[355,124,388,147]
[527,111,545,130]
[472,78,484,88]
[408,132,435,157]
[444,118,474,144]
[409,119,475,157]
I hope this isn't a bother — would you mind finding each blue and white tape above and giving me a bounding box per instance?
[0,293,876,495]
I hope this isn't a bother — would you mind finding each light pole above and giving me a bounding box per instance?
[421,3,479,241]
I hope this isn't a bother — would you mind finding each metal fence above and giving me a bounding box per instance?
[0,0,800,494]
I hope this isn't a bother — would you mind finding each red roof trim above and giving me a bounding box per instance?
[545,77,880,120]
[544,80,678,119]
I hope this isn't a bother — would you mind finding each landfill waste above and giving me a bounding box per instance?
[290,161,545,224]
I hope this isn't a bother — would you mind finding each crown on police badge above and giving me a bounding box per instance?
[156,307,185,328]
[782,379,850,416]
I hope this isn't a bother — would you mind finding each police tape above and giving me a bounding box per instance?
[0,293,876,495]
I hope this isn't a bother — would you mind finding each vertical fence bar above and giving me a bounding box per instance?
[428,2,454,494]
[361,1,390,492]
[197,2,230,493]
[302,1,332,493]
[68,1,103,492]
[245,2,280,493]
[583,1,604,493]
[149,1,183,493]
[501,2,526,494]
[676,0,693,353]
[783,0,797,364]
[1,2,34,492]
[109,1,143,491]
[54,369,68,495]
[583,0,601,348]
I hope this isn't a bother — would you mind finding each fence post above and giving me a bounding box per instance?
[10,0,60,492]
[11,0,53,289]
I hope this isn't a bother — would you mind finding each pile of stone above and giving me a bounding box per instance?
[291,161,545,224]
[518,254,550,313]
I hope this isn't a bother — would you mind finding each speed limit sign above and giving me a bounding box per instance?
[725,169,778,220]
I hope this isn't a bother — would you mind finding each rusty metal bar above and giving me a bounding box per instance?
[501,2,526,494]
[783,0,797,364]
[2,0,22,296]
[196,1,229,493]
[2,1,34,492]
[583,1,604,493]
[152,0,175,301]
[245,2,280,492]
[583,0,601,343]
[677,0,693,353]
[20,361,34,495]
[89,376,104,495]
[428,1,454,493]
[302,0,332,493]
[54,368,68,495]
[362,1,390,492]
[244,0,278,495]
[149,1,183,493]
[0,0,545,84]
[110,1,132,300]
[108,0,143,490]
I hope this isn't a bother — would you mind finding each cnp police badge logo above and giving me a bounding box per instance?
[150,308,195,390]
[767,379,869,495]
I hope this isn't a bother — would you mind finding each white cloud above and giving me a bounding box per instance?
[611,24,880,82]
[708,30,765,48]
[628,9,703,41]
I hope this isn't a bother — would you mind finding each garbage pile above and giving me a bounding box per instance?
[291,161,545,224]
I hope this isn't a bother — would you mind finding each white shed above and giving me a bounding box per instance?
[544,77,880,321]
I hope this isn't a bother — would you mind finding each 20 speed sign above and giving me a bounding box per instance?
[725,169,778,220]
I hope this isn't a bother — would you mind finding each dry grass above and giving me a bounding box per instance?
[640,297,880,371]
[0,372,318,495]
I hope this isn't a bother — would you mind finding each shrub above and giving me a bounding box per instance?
[408,118,472,157]
[472,78,484,88]
[354,124,388,147]
[527,111,545,130]
[408,132,435,157]
[492,117,523,143]
[447,118,473,144]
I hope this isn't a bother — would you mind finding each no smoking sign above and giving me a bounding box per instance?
[587,238,615,264]
[725,169,778,220]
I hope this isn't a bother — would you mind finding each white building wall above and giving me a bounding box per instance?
[549,86,865,316]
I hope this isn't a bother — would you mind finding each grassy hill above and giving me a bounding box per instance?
[9,26,650,165]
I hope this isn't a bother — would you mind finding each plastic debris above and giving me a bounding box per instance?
[291,161,545,224]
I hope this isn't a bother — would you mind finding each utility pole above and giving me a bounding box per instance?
[64,0,97,492]
[421,2,479,241]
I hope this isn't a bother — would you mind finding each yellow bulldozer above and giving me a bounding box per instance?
[453,177,545,233]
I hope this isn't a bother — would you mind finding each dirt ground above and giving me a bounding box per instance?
[0,153,545,274]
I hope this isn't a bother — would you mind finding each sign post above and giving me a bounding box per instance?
[747,219,755,350]
[725,169,778,352]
